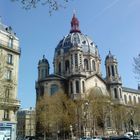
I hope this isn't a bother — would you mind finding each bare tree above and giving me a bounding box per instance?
[11,0,71,14]
[87,92,111,136]
[133,104,140,132]
[36,92,76,139]
[0,51,6,97]
[111,104,127,135]
[133,53,140,79]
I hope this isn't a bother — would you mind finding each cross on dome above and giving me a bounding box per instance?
[70,13,81,33]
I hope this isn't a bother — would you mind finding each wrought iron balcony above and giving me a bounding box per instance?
[0,39,21,54]
[0,97,21,108]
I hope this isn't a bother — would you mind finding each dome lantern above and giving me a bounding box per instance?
[70,13,81,33]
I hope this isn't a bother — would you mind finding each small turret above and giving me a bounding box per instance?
[38,55,50,80]
[105,51,122,101]
[105,51,121,84]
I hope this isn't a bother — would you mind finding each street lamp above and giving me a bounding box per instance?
[57,130,60,140]
[70,125,73,140]
[84,101,89,137]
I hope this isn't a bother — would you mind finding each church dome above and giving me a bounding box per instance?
[38,55,49,65]
[55,14,99,56]
[105,51,117,62]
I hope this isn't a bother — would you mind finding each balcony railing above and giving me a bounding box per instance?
[2,118,10,121]
[0,97,21,107]
[0,39,21,53]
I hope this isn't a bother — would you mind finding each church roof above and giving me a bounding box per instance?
[0,21,17,37]
[122,87,140,94]
[54,14,99,56]
[86,73,106,84]
[38,55,49,65]
[48,74,66,79]
[105,51,117,62]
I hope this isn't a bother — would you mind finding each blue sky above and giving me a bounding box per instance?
[0,0,140,108]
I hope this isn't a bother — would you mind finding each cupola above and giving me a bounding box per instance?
[70,14,81,33]
[38,55,50,80]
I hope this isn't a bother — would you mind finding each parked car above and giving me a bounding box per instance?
[109,136,131,140]
[23,136,36,140]
[92,136,103,140]
[124,132,133,138]
[80,136,105,140]
[131,135,140,140]
[80,137,94,140]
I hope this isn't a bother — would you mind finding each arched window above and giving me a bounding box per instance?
[84,59,89,70]
[71,54,73,65]
[82,81,85,93]
[79,54,82,65]
[92,60,96,71]
[65,60,70,72]
[50,84,58,95]
[129,95,132,104]
[138,97,140,103]
[76,80,79,93]
[114,88,118,98]
[75,54,78,67]
[133,96,136,104]
[41,69,47,79]
[58,62,61,74]
[124,95,127,104]
[40,86,44,96]
[106,116,111,128]
[111,65,115,76]
[119,88,122,98]
[108,66,110,77]
[70,82,73,94]
[115,65,118,75]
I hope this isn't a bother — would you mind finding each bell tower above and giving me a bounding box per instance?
[105,51,123,102]
[38,55,50,80]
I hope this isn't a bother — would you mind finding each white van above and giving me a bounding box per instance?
[124,132,133,138]
[0,132,5,140]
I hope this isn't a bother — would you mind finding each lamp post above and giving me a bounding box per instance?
[70,125,73,140]
[57,130,60,140]
[84,101,89,137]
[29,107,32,137]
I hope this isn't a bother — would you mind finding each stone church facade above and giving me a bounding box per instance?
[35,14,140,137]
[36,14,140,105]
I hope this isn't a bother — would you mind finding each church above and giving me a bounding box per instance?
[36,14,140,105]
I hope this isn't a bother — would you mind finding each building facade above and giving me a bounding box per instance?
[36,14,140,136]
[0,20,20,140]
[17,108,36,139]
